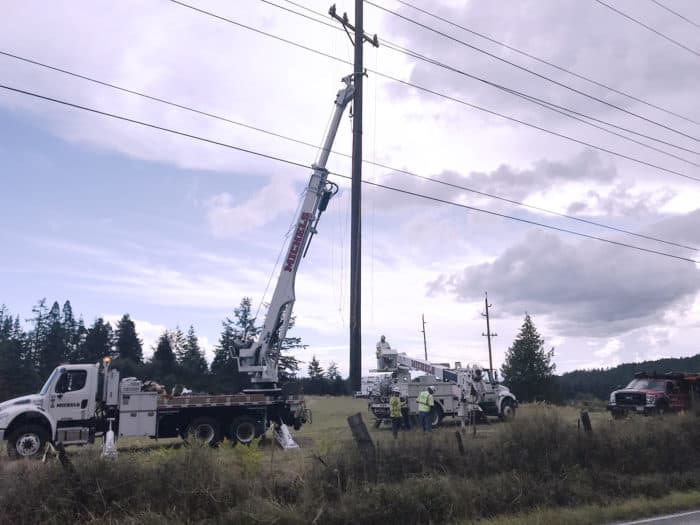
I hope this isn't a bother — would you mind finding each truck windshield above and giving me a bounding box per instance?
[625,379,665,391]
[39,368,59,395]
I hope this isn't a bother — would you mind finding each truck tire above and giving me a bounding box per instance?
[500,399,516,422]
[186,417,222,446]
[656,400,669,416]
[431,406,444,428]
[7,424,49,459]
[231,416,257,445]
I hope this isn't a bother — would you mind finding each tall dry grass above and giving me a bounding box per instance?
[1,405,699,524]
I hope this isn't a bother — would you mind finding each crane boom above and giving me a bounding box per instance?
[237,75,355,387]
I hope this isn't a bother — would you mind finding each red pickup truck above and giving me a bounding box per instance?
[607,372,700,418]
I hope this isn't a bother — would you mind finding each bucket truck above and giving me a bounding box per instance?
[0,75,355,458]
[369,349,517,428]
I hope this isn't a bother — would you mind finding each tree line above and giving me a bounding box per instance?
[0,298,350,401]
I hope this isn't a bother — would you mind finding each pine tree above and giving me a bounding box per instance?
[180,325,208,388]
[114,314,143,363]
[79,318,114,363]
[279,315,304,381]
[152,331,176,371]
[0,306,38,399]
[28,298,49,371]
[39,301,68,376]
[326,361,340,380]
[62,300,78,361]
[307,355,324,378]
[172,326,186,364]
[501,314,556,402]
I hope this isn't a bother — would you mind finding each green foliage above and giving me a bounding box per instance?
[78,318,114,363]
[307,355,324,378]
[114,314,143,364]
[5,405,700,524]
[501,313,556,402]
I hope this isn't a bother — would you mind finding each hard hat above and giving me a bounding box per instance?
[428,386,435,393]
[392,388,400,393]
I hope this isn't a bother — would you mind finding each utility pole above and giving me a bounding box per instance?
[329,3,379,391]
[421,314,428,361]
[481,292,497,373]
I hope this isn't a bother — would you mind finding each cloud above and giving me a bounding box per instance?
[103,315,166,360]
[566,183,676,217]
[205,180,299,238]
[372,149,617,211]
[429,210,700,337]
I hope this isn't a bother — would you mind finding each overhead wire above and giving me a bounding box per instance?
[1,82,698,265]
[163,0,700,184]
[594,0,700,58]
[365,0,700,144]
[394,0,700,127]
[649,0,700,30]
[1,49,696,251]
[258,0,700,161]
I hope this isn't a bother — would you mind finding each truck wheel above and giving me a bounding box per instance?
[231,416,257,445]
[500,399,516,422]
[7,425,49,459]
[187,417,222,446]
[656,401,669,416]
[431,406,444,428]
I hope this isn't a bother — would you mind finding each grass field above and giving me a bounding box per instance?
[1,397,699,524]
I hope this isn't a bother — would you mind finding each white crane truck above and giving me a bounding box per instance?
[369,350,517,428]
[0,75,356,459]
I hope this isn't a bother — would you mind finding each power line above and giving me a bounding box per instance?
[1,50,695,252]
[594,0,700,58]
[650,0,700,30]
[394,0,700,125]
[379,40,700,165]
[1,83,697,264]
[259,0,700,161]
[366,0,700,145]
[394,0,700,127]
[257,0,700,160]
[166,0,700,184]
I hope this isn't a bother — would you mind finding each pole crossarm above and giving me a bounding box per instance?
[329,4,380,47]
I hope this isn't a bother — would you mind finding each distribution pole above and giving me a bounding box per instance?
[329,3,379,392]
[421,314,428,361]
[481,292,497,373]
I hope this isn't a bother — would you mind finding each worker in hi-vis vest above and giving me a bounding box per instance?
[389,388,403,438]
[417,386,435,432]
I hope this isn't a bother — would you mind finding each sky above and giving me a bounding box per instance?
[1,0,699,377]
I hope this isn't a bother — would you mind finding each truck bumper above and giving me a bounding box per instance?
[607,405,656,416]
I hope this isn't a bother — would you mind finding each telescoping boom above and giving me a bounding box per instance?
[236,75,355,387]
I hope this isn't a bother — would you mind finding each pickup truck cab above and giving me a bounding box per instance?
[607,372,697,418]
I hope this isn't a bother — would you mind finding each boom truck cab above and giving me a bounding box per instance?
[0,74,357,458]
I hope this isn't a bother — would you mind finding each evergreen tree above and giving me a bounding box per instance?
[278,315,304,381]
[27,298,49,371]
[180,325,208,388]
[307,355,324,378]
[501,314,556,402]
[211,298,259,393]
[0,306,39,400]
[62,300,78,361]
[172,326,186,364]
[72,318,88,362]
[39,301,68,376]
[152,331,176,372]
[79,318,114,363]
[114,314,143,363]
[326,361,340,380]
